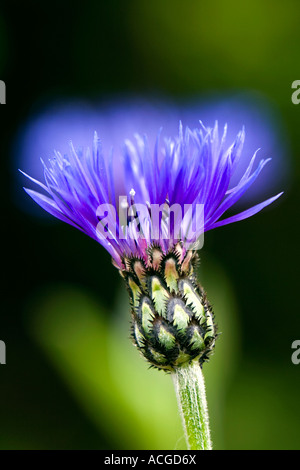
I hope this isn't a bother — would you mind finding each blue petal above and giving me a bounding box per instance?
[207,192,283,230]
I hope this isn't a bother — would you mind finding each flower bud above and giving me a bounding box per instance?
[120,244,216,371]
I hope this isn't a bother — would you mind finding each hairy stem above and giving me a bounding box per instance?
[172,361,212,450]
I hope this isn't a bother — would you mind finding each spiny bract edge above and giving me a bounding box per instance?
[119,243,217,372]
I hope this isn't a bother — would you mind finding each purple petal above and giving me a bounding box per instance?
[24,188,86,232]
[206,192,283,230]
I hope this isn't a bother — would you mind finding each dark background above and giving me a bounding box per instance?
[1,0,300,449]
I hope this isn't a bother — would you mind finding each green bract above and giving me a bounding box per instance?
[120,243,216,371]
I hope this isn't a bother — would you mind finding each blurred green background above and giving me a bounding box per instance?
[1,0,300,450]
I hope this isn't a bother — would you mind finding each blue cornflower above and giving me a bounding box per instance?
[21,121,282,270]
[21,118,284,449]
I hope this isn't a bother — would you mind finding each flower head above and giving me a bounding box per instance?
[21,120,283,370]
[21,121,282,270]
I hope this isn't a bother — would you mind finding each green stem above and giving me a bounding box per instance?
[172,361,212,450]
